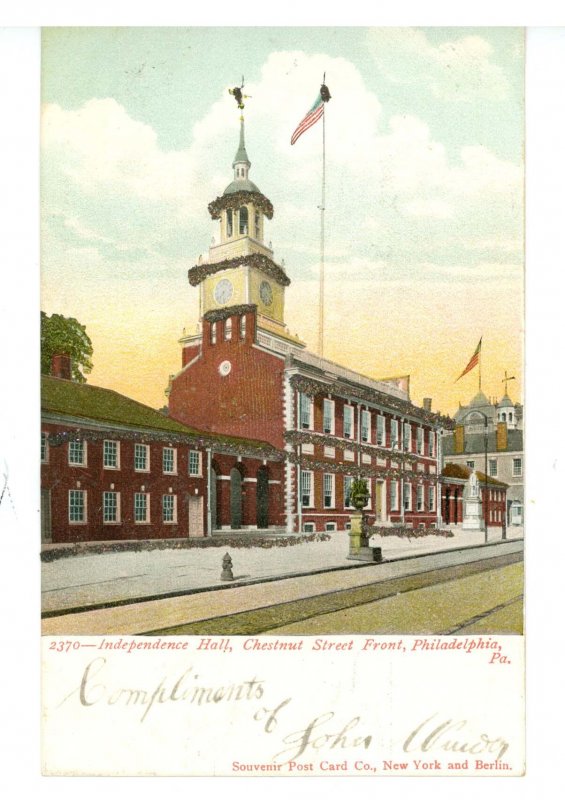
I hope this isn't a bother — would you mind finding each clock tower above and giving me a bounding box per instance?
[169,109,305,449]
[187,115,302,345]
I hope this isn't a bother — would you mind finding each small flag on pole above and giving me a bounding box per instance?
[456,338,482,382]
[290,83,331,145]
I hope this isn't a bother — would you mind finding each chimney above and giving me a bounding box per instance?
[454,424,465,454]
[496,421,508,451]
[423,397,432,412]
[51,353,71,380]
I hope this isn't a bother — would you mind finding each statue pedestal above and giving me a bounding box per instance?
[348,513,383,563]
[462,471,485,531]
[462,499,484,531]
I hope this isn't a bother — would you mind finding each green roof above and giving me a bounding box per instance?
[442,461,508,487]
[41,375,277,453]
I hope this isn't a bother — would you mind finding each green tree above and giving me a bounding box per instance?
[41,312,93,383]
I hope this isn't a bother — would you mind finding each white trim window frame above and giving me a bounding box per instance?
[428,430,435,457]
[68,439,87,467]
[417,428,424,455]
[134,443,150,472]
[391,419,399,450]
[403,422,412,452]
[323,473,335,509]
[513,458,522,478]
[68,489,87,523]
[361,410,371,443]
[189,450,202,477]
[301,470,314,508]
[344,475,354,509]
[163,447,177,475]
[323,398,335,435]
[428,485,435,512]
[389,479,398,511]
[299,392,313,430]
[403,482,412,512]
[134,492,150,524]
[417,484,424,512]
[488,458,498,477]
[103,439,120,470]
[41,432,49,464]
[162,494,177,524]
[103,491,120,524]
[377,414,385,446]
[343,404,354,439]
[466,460,475,469]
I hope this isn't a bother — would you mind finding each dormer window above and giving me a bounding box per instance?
[239,206,248,235]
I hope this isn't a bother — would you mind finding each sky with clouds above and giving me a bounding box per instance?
[41,27,524,415]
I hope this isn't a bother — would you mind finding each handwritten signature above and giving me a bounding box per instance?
[403,714,510,761]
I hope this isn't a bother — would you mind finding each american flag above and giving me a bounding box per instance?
[456,338,482,382]
[290,93,325,145]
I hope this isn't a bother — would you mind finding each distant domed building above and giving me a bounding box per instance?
[443,389,523,526]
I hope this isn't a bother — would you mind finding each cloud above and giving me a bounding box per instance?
[366,28,510,102]
[41,48,523,304]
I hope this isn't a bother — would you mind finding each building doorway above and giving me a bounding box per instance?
[444,488,451,524]
[230,467,243,529]
[256,466,269,529]
[375,481,383,522]
[188,495,204,537]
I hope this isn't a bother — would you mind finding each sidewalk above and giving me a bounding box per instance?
[41,538,523,636]
[41,526,523,615]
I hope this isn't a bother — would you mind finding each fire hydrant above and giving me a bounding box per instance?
[221,552,234,582]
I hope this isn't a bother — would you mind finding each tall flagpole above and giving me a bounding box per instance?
[318,95,326,357]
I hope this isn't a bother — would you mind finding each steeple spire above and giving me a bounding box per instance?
[232,116,251,183]
[233,116,251,168]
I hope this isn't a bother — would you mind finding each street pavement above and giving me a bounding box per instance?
[41,526,523,622]
[41,538,523,636]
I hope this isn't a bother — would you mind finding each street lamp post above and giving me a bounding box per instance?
[471,409,489,543]
[483,416,489,544]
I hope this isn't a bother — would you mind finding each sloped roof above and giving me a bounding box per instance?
[442,462,508,487]
[41,375,278,454]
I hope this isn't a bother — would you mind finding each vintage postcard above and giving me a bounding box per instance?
[37,27,525,777]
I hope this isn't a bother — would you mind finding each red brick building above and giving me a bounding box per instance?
[441,463,508,532]
[41,362,284,544]
[167,117,453,534]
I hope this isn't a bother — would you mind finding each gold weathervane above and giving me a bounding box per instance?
[229,76,252,111]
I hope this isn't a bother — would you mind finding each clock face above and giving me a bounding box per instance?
[260,280,273,307]
[214,278,233,305]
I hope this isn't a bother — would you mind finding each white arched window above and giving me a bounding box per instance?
[210,322,217,345]
[240,315,246,339]
[224,318,232,341]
